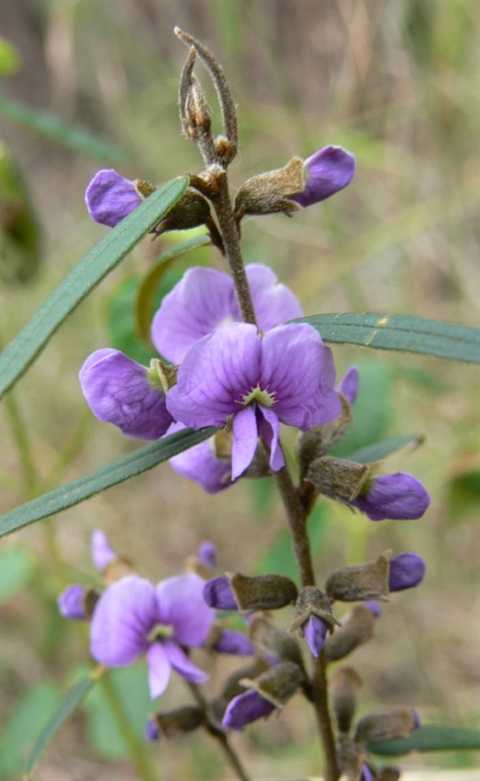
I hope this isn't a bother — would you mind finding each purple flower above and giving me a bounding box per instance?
[166,423,232,493]
[294,146,356,208]
[213,629,255,656]
[91,529,116,571]
[222,689,276,731]
[389,554,426,592]
[79,349,173,440]
[151,264,303,364]
[85,169,142,228]
[337,365,359,405]
[303,614,329,657]
[90,573,214,699]
[351,473,430,521]
[58,584,87,620]
[166,322,340,479]
[203,576,238,611]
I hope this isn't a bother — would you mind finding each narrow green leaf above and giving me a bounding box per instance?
[136,233,211,341]
[345,433,423,465]
[299,313,480,364]
[368,724,480,755]
[0,176,188,398]
[25,673,99,778]
[1,96,128,163]
[0,426,216,538]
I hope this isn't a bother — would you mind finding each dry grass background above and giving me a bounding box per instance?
[1,1,479,779]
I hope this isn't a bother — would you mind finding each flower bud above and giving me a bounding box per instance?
[330,666,363,734]
[85,169,143,228]
[290,587,338,657]
[325,553,390,603]
[210,627,255,656]
[234,157,305,219]
[307,457,372,502]
[208,659,270,727]
[222,689,276,731]
[324,605,376,662]
[389,553,425,591]
[203,576,237,610]
[352,473,430,521]
[145,717,160,741]
[337,734,365,781]
[152,706,204,738]
[155,189,212,235]
[179,47,212,142]
[354,708,420,743]
[229,572,298,612]
[248,615,305,669]
[58,584,88,620]
[293,146,356,208]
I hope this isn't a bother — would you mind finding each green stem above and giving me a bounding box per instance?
[4,390,37,493]
[100,672,158,781]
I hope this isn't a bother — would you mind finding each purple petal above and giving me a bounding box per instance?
[151,267,236,364]
[91,529,116,571]
[146,642,172,699]
[85,169,142,228]
[155,573,214,647]
[389,554,426,592]
[58,584,87,620]
[232,406,259,480]
[294,146,356,208]
[213,629,255,656]
[167,422,232,494]
[361,765,374,781]
[197,541,217,569]
[166,324,261,429]
[223,690,276,731]
[79,349,172,440]
[337,366,359,405]
[257,406,284,471]
[163,638,208,684]
[260,324,340,428]
[303,615,328,657]
[90,575,157,666]
[352,473,430,521]
[203,576,238,611]
[245,264,303,330]
[364,600,383,618]
[145,717,160,741]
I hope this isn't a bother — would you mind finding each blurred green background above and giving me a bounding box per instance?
[1,0,479,779]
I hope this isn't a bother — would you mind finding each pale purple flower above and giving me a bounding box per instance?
[58,584,87,620]
[166,322,340,480]
[203,576,238,611]
[79,349,172,440]
[294,146,356,208]
[337,365,359,405]
[166,423,232,493]
[222,689,275,731]
[212,629,255,656]
[90,573,214,699]
[91,529,116,571]
[303,614,329,658]
[151,264,303,364]
[351,473,430,521]
[389,553,426,592]
[85,169,142,228]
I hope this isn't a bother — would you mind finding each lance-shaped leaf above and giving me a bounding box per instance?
[0,176,189,398]
[0,426,216,538]
[24,671,101,778]
[296,313,480,364]
[345,434,424,465]
[367,724,480,755]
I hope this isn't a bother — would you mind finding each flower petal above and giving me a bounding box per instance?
[91,529,116,571]
[337,366,359,406]
[90,575,157,666]
[146,642,172,698]
[155,573,214,647]
[163,638,208,684]
[303,615,328,657]
[222,690,276,731]
[232,406,259,479]
[79,349,172,440]
[352,473,430,521]
[203,576,238,611]
[245,264,303,330]
[58,584,87,620]
[167,423,231,493]
[389,553,426,591]
[257,406,284,472]
[294,146,356,208]
[85,169,142,227]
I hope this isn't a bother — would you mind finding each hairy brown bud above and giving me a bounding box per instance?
[290,587,339,635]
[229,572,298,612]
[306,457,372,503]
[241,661,305,708]
[248,615,305,669]
[234,157,305,219]
[155,189,212,234]
[337,734,366,781]
[297,396,352,475]
[153,705,204,738]
[330,666,363,734]
[354,708,419,744]
[208,658,270,726]
[324,605,376,662]
[325,553,390,603]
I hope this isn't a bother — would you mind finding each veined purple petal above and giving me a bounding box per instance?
[163,638,208,684]
[223,690,276,731]
[85,169,142,228]
[232,406,259,480]
[146,642,172,699]
[167,422,232,493]
[213,629,255,656]
[303,615,328,657]
[90,575,157,666]
[294,146,356,208]
[58,584,87,620]
[245,264,303,330]
[79,349,172,440]
[91,529,116,571]
[352,473,430,521]
[203,577,238,611]
[389,554,426,591]
[337,366,359,405]
[155,573,214,647]
[257,406,284,472]
[166,324,262,429]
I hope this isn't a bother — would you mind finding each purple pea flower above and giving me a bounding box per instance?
[389,553,426,591]
[294,146,356,208]
[166,322,340,480]
[351,473,430,521]
[166,422,232,493]
[151,264,303,365]
[79,349,173,440]
[223,689,275,731]
[90,572,214,699]
[85,169,142,228]
[58,584,87,620]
